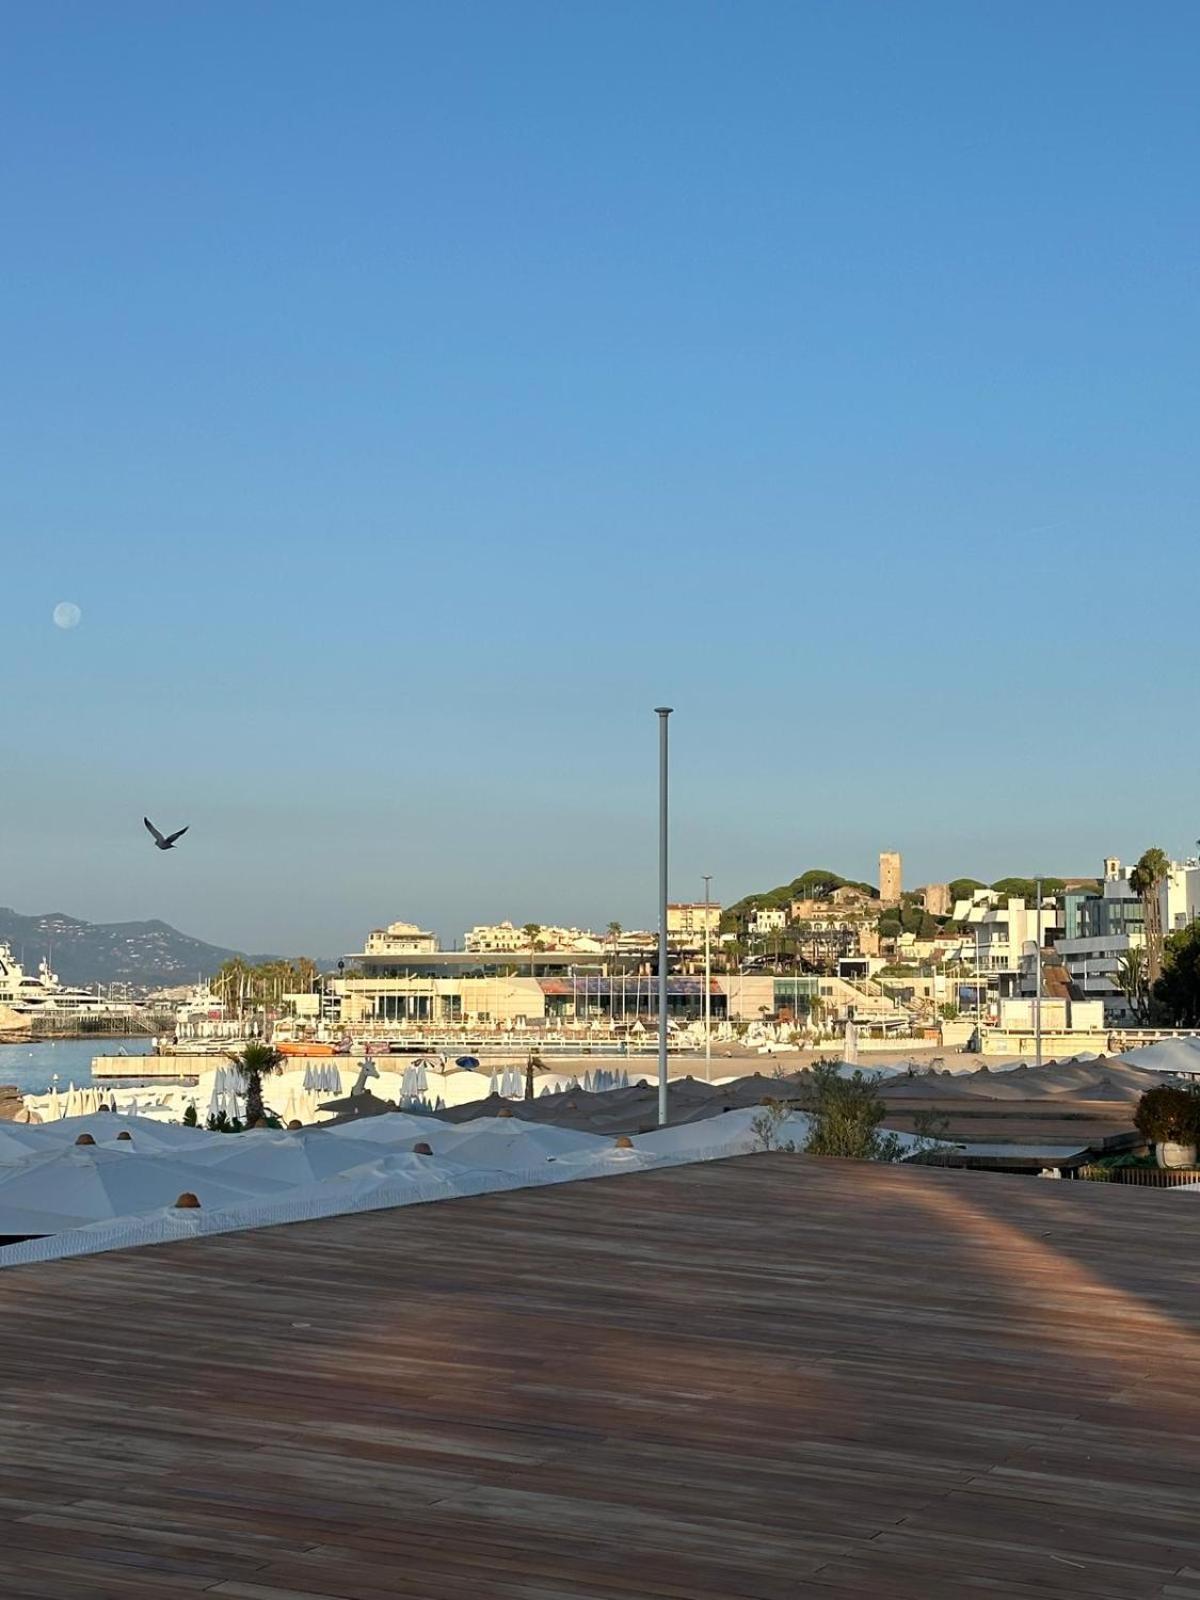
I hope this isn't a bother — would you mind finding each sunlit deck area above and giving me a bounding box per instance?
[1,1155,1199,1597]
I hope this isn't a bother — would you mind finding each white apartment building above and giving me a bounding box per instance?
[951,891,1063,974]
[749,907,787,935]
[1161,858,1200,935]
[667,902,722,944]
[364,920,439,955]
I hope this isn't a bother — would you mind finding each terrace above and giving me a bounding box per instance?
[0,1155,1198,1597]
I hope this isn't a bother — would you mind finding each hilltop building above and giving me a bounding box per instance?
[748,907,787,935]
[879,851,902,905]
[920,882,952,917]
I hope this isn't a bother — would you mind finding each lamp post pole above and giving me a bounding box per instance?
[1034,875,1043,1069]
[702,873,712,1082]
[656,708,673,1127]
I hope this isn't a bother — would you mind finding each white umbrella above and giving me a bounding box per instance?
[0,1124,64,1165]
[46,1086,62,1121]
[432,1119,601,1169]
[0,1145,289,1235]
[181,1129,390,1187]
[37,1112,211,1152]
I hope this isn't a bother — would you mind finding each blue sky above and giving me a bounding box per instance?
[2,1,1197,955]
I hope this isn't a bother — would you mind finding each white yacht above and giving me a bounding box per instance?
[0,942,136,1017]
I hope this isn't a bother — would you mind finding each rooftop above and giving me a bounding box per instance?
[343,947,604,970]
[1,1156,1198,1595]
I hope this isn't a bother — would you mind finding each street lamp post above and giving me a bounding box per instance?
[702,873,712,1082]
[656,708,672,1127]
[1034,875,1044,1069]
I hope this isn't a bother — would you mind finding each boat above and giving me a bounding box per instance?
[0,942,137,1019]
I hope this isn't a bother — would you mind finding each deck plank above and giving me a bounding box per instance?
[1,1155,1199,1596]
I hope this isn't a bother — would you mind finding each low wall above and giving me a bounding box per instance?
[92,1054,209,1081]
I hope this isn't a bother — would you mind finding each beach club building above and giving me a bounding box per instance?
[333,939,733,1027]
[331,920,896,1030]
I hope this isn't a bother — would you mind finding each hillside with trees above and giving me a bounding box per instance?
[721,869,877,930]
[723,868,1099,947]
[0,906,332,992]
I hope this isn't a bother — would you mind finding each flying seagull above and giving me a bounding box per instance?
[144,817,189,851]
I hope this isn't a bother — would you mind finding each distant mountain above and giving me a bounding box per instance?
[0,907,291,990]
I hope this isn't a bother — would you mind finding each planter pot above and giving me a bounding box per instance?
[1156,1140,1198,1170]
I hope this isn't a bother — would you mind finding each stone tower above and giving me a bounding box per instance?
[879,850,902,906]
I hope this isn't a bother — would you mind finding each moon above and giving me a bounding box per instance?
[53,602,82,630]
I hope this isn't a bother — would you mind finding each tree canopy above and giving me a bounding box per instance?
[722,867,877,928]
[1154,921,1200,1027]
[989,877,1066,903]
[212,956,320,1011]
[948,878,986,903]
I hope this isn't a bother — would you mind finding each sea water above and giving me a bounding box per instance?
[0,1038,154,1095]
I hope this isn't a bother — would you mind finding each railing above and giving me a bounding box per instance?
[26,1011,174,1038]
[292,1030,691,1058]
[1078,1164,1200,1187]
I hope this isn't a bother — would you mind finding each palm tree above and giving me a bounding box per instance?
[228,1040,284,1127]
[1115,944,1150,1023]
[212,957,250,1016]
[522,923,543,976]
[1130,847,1171,984]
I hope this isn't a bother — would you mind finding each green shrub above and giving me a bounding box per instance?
[803,1064,903,1162]
[1133,1084,1200,1143]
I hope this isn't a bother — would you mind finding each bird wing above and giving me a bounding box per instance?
[144,817,166,845]
[164,826,189,846]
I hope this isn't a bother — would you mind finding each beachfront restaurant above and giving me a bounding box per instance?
[334,946,603,1027]
[333,944,740,1027]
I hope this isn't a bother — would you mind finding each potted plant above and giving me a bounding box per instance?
[1133,1083,1200,1169]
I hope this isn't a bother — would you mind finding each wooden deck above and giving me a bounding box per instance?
[1,1156,1199,1597]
